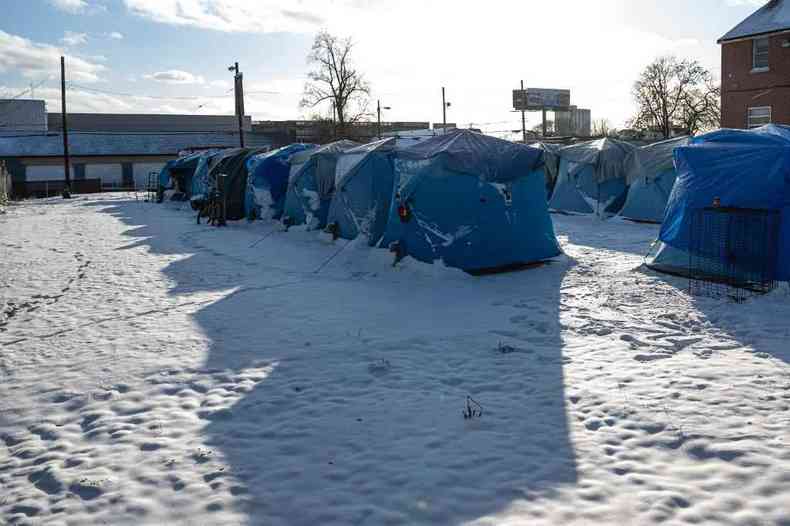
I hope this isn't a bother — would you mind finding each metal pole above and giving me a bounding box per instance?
[521,80,527,144]
[377,99,381,139]
[234,62,245,148]
[442,87,447,129]
[60,56,72,198]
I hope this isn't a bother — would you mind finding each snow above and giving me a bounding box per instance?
[1,194,789,526]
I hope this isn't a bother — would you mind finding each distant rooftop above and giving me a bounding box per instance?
[48,112,252,133]
[0,131,270,158]
[719,0,790,43]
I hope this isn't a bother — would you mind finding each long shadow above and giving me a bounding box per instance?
[97,196,578,525]
[640,266,790,365]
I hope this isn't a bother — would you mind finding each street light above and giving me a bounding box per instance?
[377,99,391,139]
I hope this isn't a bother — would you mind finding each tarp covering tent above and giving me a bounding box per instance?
[158,160,176,189]
[208,147,268,221]
[191,150,227,201]
[326,138,399,245]
[647,125,790,280]
[549,138,637,217]
[619,136,690,223]
[380,130,561,273]
[283,140,358,228]
[167,152,204,198]
[245,143,317,220]
[530,142,562,199]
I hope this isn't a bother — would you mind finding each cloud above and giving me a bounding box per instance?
[49,0,89,13]
[49,0,106,14]
[0,30,106,83]
[107,32,124,40]
[122,0,347,32]
[208,79,231,90]
[144,70,206,85]
[61,31,88,46]
[723,0,766,6]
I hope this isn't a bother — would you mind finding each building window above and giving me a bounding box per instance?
[747,106,771,128]
[753,37,769,70]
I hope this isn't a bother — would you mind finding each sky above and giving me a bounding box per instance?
[0,0,768,137]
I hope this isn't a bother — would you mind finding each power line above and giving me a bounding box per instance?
[3,79,49,101]
[67,83,237,101]
[68,83,295,101]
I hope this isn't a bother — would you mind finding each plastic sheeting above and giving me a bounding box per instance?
[549,138,636,217]
[167,152,203,197]
[191,150,228,200]
[284,140,358,228]
[245,143,316,220]
[654,125,790,281]
[619,136,690,223]
[529,142,562,199]
[326,138,398,245]
[380,130,560,273]
[158,160,176,189]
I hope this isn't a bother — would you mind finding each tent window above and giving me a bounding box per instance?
[753,37,769,70]
[747,106,772,129]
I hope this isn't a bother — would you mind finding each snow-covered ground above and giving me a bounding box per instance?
[1,193,789,526]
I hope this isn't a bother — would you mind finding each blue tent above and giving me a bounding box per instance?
[648,125,790,281]
[549,138,636,217]
[282,140,358,228]
[619,136,690,223]
[191,150,227,201]
[167,152,204,198]
[245,143,317,220]
[380,130,561,273]
[529,142,561,199]
[326,138,398,245]
[158,160,176,189]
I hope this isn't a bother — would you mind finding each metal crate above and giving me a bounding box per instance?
[688,206,780,301]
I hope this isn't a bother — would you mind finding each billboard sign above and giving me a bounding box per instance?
[513,88,571,111]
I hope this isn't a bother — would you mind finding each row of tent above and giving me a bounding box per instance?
[542,135,690,223]
[160,130,563,274]
[159,125,790,281]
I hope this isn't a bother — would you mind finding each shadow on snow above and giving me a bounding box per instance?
[98,196,578,525]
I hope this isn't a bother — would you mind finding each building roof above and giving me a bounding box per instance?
[0,131,271,158]
[719,0,790,43]
[47,113,252,133]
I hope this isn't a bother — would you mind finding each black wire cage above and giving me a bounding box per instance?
[688,206,781,301]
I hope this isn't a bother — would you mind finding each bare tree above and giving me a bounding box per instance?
[679,81,721,136]
[592,119,615,137]
[301,31,371,138]
[630,56,720,139]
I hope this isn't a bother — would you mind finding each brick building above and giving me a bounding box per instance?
[719,0,790,129]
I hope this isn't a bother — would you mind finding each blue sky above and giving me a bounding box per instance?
[0,0,767,134]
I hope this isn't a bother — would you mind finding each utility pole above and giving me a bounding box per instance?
[442,87,447,129]
[229,62,245,148]
[60,56,71,199]
[520,80,527,144]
